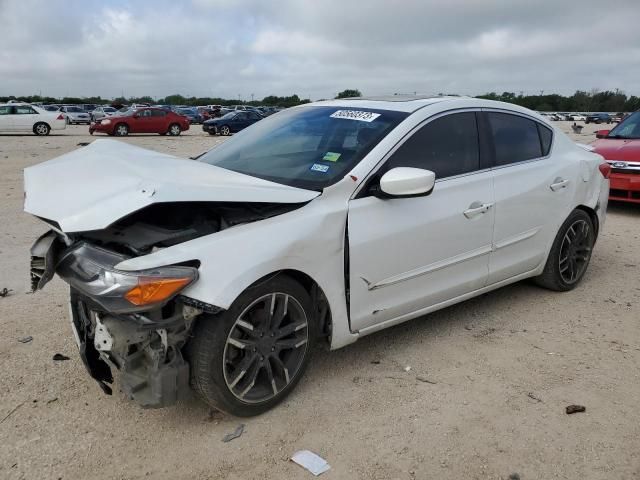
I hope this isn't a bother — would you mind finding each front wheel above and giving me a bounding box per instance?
[534,209,595,291]
[220,125,231,136]
[168,123,181,136]
[187,275,317,416]
[114,123,129,136]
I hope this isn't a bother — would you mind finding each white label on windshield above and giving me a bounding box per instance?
[330,110,380,122]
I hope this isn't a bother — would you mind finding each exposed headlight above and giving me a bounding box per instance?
[56,243,197,313]
[101,119,111,125]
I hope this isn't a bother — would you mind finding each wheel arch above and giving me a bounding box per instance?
[576,204,599,240]
[32,121,51,133]
[245,269,333,345]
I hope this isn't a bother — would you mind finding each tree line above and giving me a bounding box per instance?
[2,89,639,112]
[0,93,311,108]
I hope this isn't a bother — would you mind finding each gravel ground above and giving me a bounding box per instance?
[0,122,639,480]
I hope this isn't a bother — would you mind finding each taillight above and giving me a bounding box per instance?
[598,162,611,179]
[56,114,65,120]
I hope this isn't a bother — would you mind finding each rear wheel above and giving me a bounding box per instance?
[534,209,595,291]
[220,125,231,136]
[168,123,181,136]
[33,122,50,136]
[187,275,317,416]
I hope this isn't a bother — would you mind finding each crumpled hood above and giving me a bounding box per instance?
[592,138,640,161]
[24,139,319,232]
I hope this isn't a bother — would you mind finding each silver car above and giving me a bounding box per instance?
[58,106,91,125]
[90,106,117,122]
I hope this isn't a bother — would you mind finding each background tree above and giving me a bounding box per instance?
[335,89,362,99]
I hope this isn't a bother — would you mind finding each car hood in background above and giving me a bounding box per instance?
[592,138,640,161]
[24,139,319,232]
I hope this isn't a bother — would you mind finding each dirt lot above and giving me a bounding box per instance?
[1,122,639,480]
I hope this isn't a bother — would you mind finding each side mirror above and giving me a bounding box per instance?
[378,167,436,198]
[595,129,610,139]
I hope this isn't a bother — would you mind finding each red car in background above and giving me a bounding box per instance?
[592,111,640,204]
[89,107,190,136]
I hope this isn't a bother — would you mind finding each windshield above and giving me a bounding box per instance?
[66,107,83,112]
[200,106,408,191]
[607,112,640,139]
[117,108,134,116]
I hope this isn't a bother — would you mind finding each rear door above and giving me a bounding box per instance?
[483,110,573,284]
[348,111,495,333]
[0,105,15,131]
[14,105,39,131]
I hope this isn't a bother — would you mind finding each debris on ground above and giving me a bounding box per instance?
[1,402,25,424]
[76,142,91,146]
[0,288,13,298]
[291,450,331,476]
[527,392,543,403]
[52,353,71,361]
[416,376,437,384]
[508,473,521,480]
[370,360,381,365]
[566,405,586,414]
[46,398,58,405]
[222,424,245,442]
[18,336,33,344]
[404,366,412,372]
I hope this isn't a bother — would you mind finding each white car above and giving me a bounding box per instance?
[24,97,610,416]
[0,103,66,135]
[58,105,91,125]
[567,114,587,122]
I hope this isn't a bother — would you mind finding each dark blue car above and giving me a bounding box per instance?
[202,110,263,135]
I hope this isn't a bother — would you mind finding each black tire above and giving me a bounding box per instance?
[220,125,231,136]
[186,275,317,416]
[533,209,595,291]
[168,123,181,136]
[33,122,50,136]
[114,123,129,136]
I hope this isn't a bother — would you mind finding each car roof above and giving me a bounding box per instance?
[310,95,471,113]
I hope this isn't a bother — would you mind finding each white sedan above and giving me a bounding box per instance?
[24,96,610,416]
[0,103,66,135]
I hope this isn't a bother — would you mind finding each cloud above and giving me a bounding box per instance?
[0,0,639,100]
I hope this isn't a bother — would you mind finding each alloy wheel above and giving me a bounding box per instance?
[223,292,309,404]
[35,124,49,135]
[558,219,592,284]
[221,125,230,135]
[116,125,128,136]
[170,124,181,135]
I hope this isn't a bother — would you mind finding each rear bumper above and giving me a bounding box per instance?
[609,172,640,203]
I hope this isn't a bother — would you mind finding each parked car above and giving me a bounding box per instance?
[566,113,586,121]
[58,106,91,125]
[591,111,640,203]
[0,103,66,135]
[42,105,60,112]
[24,97,609,416]
[89,107,190,136]
[90,106,118,122]
[202,110,263,135]
[585,113,612,124]
[177,107,204,124]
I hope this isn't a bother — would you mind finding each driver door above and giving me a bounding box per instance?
[348,111,495,333]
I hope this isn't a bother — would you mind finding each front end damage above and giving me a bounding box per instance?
[29,201,302,408]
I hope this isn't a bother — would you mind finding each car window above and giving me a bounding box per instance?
[15,106,37,114]
[0,106,13,115]
[200,106,407,191]
[608,111,640,139]
[487,112,542,165]
[248,112,261,120]
[385,112,480,179]
[537,124,553,156]
[151,110,166,117]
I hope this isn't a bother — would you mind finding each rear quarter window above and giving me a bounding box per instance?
[537,124,553,156]
[487,112,543,166]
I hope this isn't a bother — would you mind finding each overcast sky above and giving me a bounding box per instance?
[2,0,640,100]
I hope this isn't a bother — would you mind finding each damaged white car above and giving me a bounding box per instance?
[25,96,610,416]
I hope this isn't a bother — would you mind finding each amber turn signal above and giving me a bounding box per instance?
[124,277,192,306]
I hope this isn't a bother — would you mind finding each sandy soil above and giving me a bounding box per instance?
[0,122,639,480]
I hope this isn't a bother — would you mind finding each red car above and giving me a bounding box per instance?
[591,111,640,204]
[89,107,190,136]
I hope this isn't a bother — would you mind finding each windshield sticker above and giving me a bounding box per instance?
[322,152,341,162]
[330,110,381,122]
[310,163,330,173]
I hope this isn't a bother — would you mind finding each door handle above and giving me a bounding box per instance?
[550,178,569,191]
[464,201,493,219]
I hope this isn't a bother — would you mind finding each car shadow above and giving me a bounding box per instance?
[607,201,640,217]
